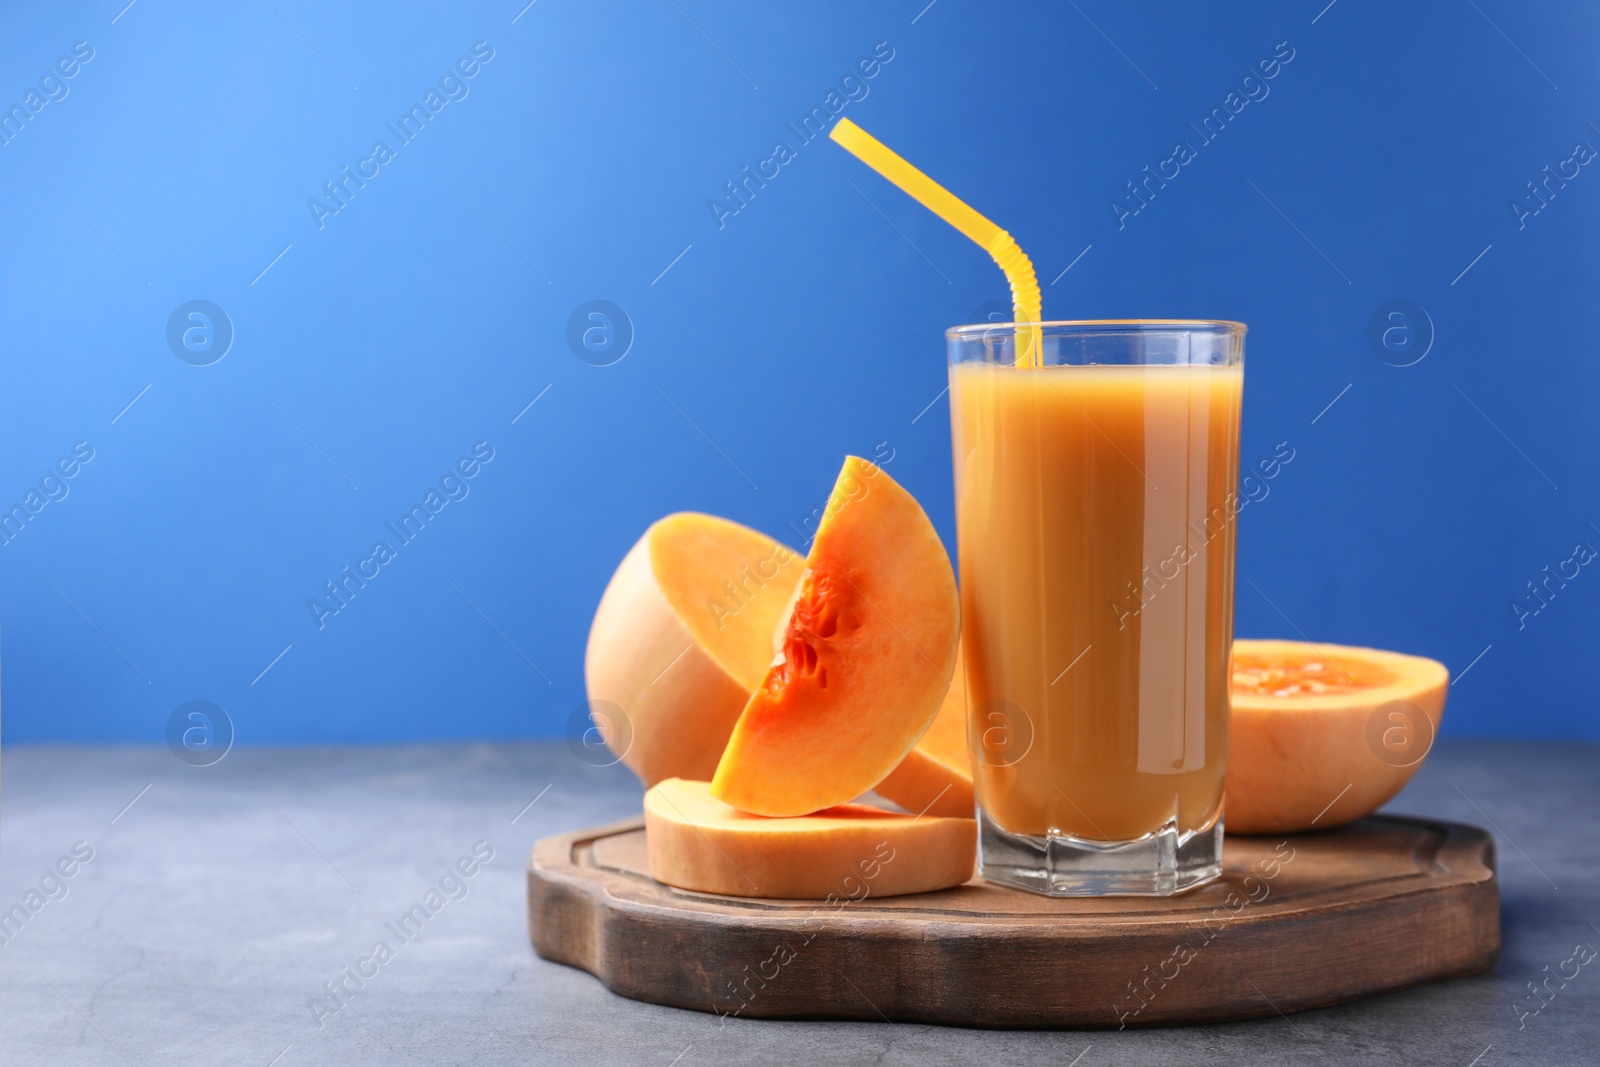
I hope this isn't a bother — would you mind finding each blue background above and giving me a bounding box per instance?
[1,0,1594,745]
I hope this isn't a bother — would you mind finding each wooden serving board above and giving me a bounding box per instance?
[527,814,1498,1028]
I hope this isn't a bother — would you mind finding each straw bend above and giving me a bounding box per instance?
[987,231,1041,326]
[828,116,1044,366]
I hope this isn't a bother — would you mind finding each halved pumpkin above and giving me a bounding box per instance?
[710,457,960,817]
[1226,638,1449,834]
[584,513,804,785]
[646,778,974,898]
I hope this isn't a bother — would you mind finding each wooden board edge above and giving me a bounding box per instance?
[526,815,1502,1029]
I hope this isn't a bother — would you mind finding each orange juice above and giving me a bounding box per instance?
[950,360,1243,842]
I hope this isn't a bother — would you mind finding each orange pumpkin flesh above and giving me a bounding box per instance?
[873,645,975,818]
[710,457,960,817]
[1226,639,1449,834]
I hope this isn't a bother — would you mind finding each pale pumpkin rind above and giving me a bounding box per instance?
[645,779,975,899]
[1226,638,1449,835]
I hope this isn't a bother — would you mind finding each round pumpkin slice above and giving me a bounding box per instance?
[646,778,974,899]
[1226,639,1449,835]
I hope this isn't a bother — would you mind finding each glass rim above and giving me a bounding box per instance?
[946,318,1247,340]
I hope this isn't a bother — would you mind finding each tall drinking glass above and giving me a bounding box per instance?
[947,321,1245,896]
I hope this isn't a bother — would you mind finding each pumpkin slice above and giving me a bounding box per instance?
[645,778,974,898]
[710,457,960,817]
[585,513,804,785]
[1227,638,1449,834]
[873,645,974,818]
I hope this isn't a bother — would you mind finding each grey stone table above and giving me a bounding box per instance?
[0,740,1594,1066]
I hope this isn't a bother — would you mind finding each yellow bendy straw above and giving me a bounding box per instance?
[829,117,1043,368]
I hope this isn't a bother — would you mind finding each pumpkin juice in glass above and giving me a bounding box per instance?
[947,321,1244,896]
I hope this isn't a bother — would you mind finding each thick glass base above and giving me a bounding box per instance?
[977,807,1224,897]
